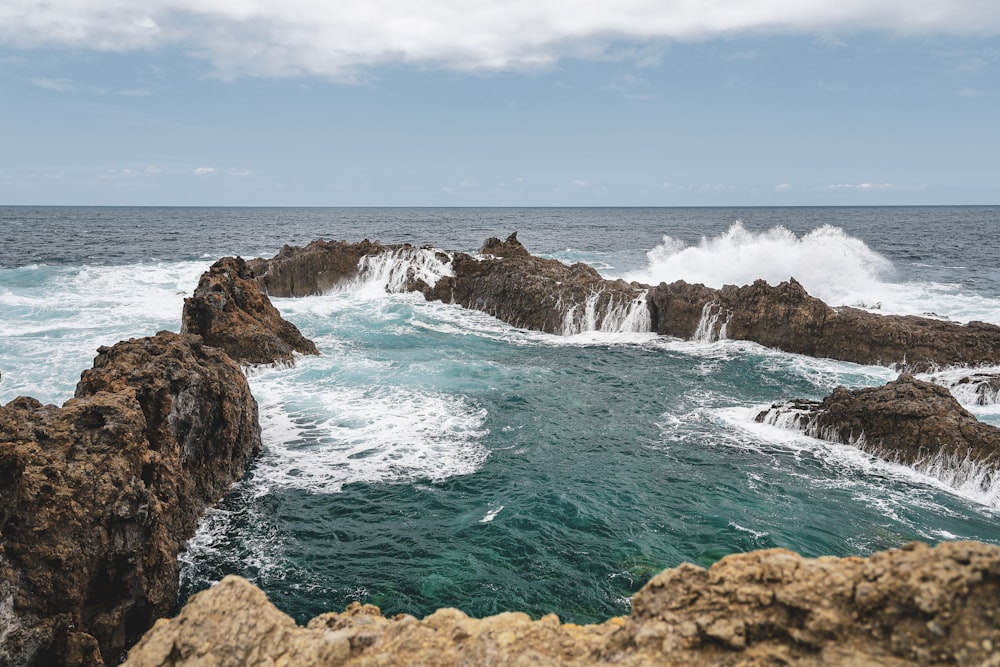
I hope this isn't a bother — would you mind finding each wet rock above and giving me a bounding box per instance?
[649,278,1000,371]
[254,236,1000,370]
[122,541,1000,667]
[424,233,647,335]
[248,239,396,297]
[181,256,318,365]
[756,374,1000,471]
[0,331,261,666]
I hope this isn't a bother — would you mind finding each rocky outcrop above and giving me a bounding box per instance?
[650,278,1000,371]
[756,374,1000,475]
[251,235,1000,370]
[123,540,1000,667]
[0,332,262,667]
[247,239,399,297]
[423,233,649,334]
[181,256,318,366]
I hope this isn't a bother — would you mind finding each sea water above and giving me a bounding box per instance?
[2,206,999,624]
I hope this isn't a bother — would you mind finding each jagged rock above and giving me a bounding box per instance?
[0,332,262,667]
[649,278,1000,371]
[248,239,396,297]
[122,541,1000,667]
[253,236,1000,370]
[755,374,1000,471]
[181,256,318,366]
[424,233,648,334]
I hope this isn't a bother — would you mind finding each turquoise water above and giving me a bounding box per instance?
[2,206,1000,624]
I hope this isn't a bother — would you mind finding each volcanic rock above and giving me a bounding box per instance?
[122,540,1000,667]
[248,239,397,297]
[181,256,318,365]
[0,331,261,667]
[755,374,1000,472]
[423,233,648,334]
[253,235,1000,370]
[649,278,1000,371]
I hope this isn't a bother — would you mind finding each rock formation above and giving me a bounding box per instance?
[756,374,1000,476]
[122,540,1000,667]
[423,233,649,334]
[649,278,1000,371]
[250,235,1000,370]
[0,332,262,666]
[181,256,318,366]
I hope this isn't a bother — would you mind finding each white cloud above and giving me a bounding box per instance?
[227,168,255,176]
[774,183,792,190]
[3,1,999,79]
[570,179,591,189]
[193,167,216,175]
[31,77,78,92]
[823,182,894,190]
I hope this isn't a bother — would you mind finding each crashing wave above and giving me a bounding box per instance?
[559,289,651,336]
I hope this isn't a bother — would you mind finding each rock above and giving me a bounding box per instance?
[249,239,396,297]
[649,278,1000,371]
[254,236,1000,370]
[122,541,1000,667]
[0,331,262,666]
[181,256,318,365]
[953,373,1000,406]
[424,233,648,335]
[756,374,1000,471]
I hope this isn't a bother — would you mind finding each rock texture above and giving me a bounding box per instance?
[181,256,318,365]
[755,374,1000,472]
[649,278,1000,371]
[251,235,1000,370]
[247,239,398,297]
[423,233,649,334]
[0,332,262,667]
[123,540,1000,667]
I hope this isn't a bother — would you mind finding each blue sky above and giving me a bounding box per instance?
[1,1,998,206]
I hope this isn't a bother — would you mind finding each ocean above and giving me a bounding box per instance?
[2,206,999,625]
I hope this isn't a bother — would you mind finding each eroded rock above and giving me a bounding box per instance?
[123,541,1000,667]
[0,332,261,666]
[181,256,318,365]
[756,374,1000,476]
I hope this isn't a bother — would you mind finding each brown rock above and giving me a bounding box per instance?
[756,374,1000,471]
[181,256,318,365]
[249,239,396,297]
[123,541,1000,667]
[0,331,261,666]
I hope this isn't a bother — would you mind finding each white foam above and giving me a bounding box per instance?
[559,289,651,336]
[918,366,1000,408]
[339,247,453,296]
[624,222,1000,324]
[248,371,489,495]
[744,405,1000,509]
[479,505,504,523]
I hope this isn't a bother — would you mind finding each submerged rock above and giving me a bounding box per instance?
[756,374,1000,480]
[253,235,1000,370]
[181,256,318,365]
[0,332,261,666]
[122,541,1000,667]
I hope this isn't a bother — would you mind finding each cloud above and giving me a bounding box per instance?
[823,182,894,190]
[31,77,78,92]
[193,167,216,175]
[3,1,999,79]
[227,168,255,176]
[570,179,591,189]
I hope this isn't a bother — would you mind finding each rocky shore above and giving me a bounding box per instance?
[122,540,1000,667]
[0,258,315,666]
[4,242,1000,666]
[249,233,1000,371]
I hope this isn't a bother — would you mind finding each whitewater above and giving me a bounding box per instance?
[1,206,999,624]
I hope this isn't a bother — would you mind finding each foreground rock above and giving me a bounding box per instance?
[756,374,1000,479]
[0,332,262,666]
[123,540,1000,667]
[251,235,1000,370]
[181,256,318,365]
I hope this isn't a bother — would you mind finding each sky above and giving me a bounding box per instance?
[1,1,998,206]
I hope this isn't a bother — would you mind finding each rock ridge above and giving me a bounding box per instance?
[250,235,1000,371]
[122,540,1000,667]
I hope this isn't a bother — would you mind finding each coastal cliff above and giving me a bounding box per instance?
[0,262,317,666]
[123,540,1000,667]
[249,234,1000,371]
[0,332,262,666]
